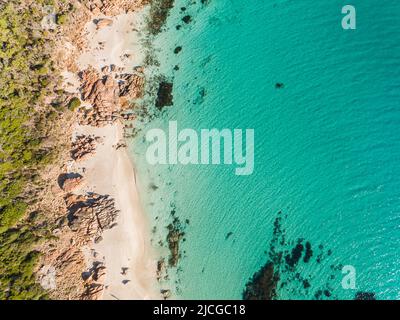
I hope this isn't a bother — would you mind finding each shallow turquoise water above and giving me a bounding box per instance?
[131,0,400,299]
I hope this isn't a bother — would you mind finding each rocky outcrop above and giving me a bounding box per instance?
[36,0,150,301]
[84,73,120,108]
[94,18,113,29]
[78,69,120,126]
[38,230,90,300]
[37,192,118,300]
[118,72,145,108]
[84,0,149,16]
[77,67,142,126]
[58,173,84,192]
[71,135,101,161]
[81,262,107,300]
[65,193,118,244]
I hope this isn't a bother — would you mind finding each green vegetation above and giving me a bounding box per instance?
[56,13,68,25]
[0,0,66,299]
[68,97,81,111]
[0,228,46,299]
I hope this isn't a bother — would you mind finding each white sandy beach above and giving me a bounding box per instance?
[73,125,159,299]
[64,7,159,299]
[78,11,147,74]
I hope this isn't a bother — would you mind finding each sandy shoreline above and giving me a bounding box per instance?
[61,3,160,299]
[73,124,159,299]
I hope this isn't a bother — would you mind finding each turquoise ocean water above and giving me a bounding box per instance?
[130,0,400,299]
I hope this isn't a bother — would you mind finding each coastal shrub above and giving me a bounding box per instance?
[68,97,81,111]
[56,13,67,25]
[0,229,46,300]
[0,202,28,233]
[0,0,63,299]
[51,101,65,112]
[35,66,49,75]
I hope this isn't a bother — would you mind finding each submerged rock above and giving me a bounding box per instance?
[165,215,187,268]
[156,259,166,281]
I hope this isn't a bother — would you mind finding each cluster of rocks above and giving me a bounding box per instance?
[48,148,118,299]
[153,215,188,299]
[84,0,148,16]
[71,135,101,161]
[76,67,142,126]
[78,69,120,126]
[65,193,119,244]
[58,173,84,192]
[37,0,151,300]
[81,262,107,300]
[118,72,145,108]
[47,245,88,299]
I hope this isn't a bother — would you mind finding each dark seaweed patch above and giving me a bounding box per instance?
[174,46,182,54]
[354,292,376,300]
[166,216,186,267]
[155,81,173,109]
[243,212,340,300]
[285,243,304,269]
[182,15,192,24]
[225,232,233,240]
[303,241,313,263]
[148,0,175,35]
[243,262,279,300]
[243,212,377,299]
[324,290,331,297]
[303,279,310,289]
